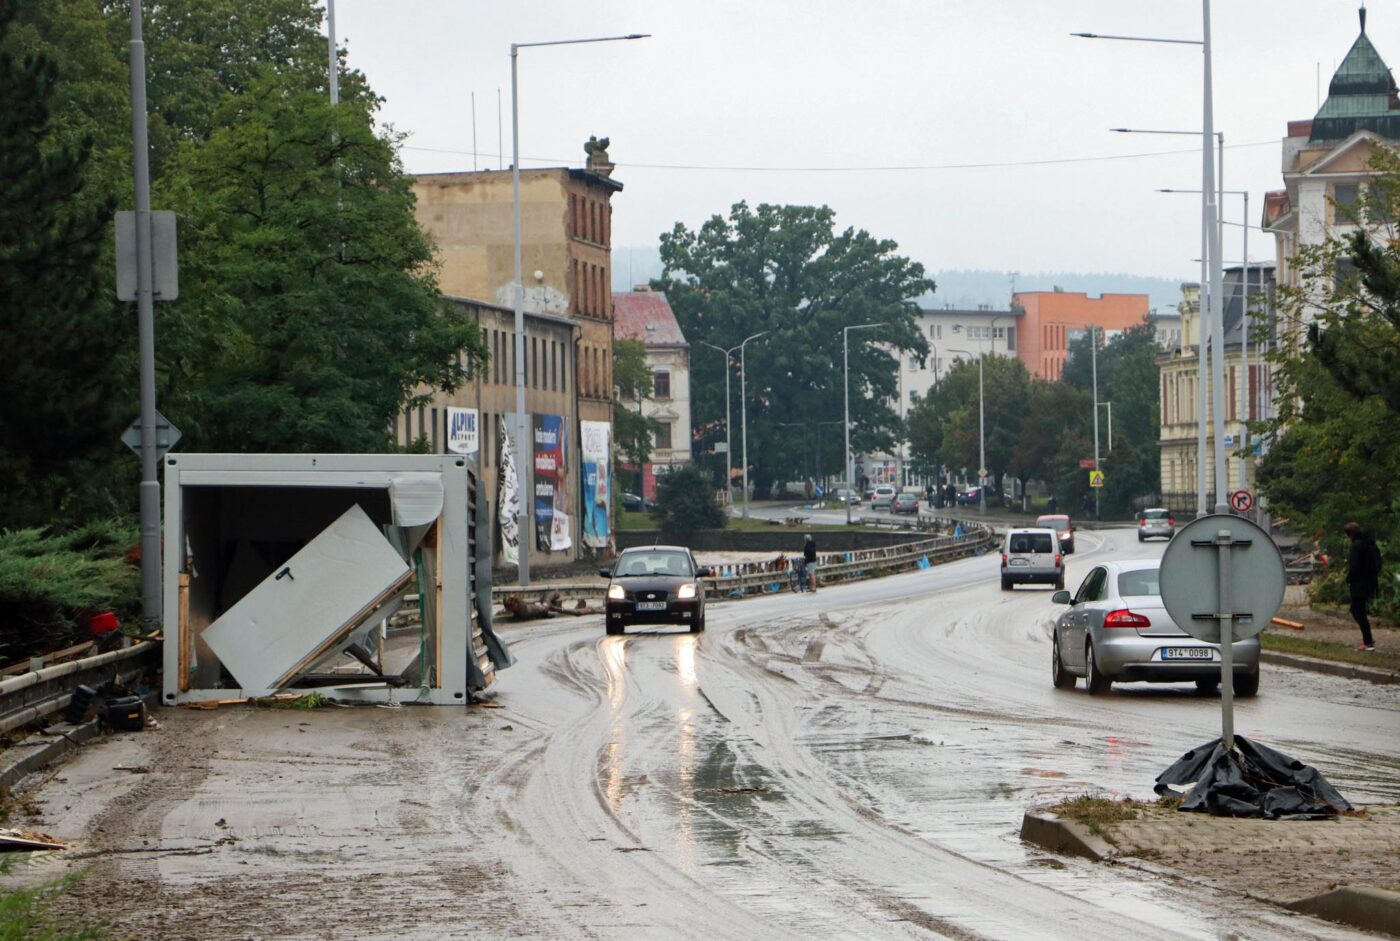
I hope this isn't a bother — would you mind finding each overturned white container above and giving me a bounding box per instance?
[162,454,509,706]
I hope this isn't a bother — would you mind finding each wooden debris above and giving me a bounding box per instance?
[502,594,554,620]
[0,829,65,852]
[1271,616,1305,631]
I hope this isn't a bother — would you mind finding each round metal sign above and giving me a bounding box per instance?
[1230,489,1254,513]
[1159,514,1284,643]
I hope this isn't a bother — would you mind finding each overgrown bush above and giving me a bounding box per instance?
[653,466,725,537]
[0,519,140,664]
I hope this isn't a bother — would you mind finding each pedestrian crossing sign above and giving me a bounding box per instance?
[1088,470,1105,488]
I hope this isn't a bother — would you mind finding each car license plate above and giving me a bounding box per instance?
[1009,558,1029,566]
[1163,647,1212,660]
[636,601,667,611]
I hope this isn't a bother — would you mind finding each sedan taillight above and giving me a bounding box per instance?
[1103,609,1152,628]
[1001,552,1008,567]
[1168,517,1175,527]
[1139,518,1146,527]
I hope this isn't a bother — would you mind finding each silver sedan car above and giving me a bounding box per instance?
[1137,507,1175,541]
[1050,560,1260,695]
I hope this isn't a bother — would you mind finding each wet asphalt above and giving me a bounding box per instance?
[19,526,1399,939]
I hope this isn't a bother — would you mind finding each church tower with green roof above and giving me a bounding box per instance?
[1310,6,1400,142]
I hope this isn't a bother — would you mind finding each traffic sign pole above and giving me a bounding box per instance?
[1215,529,1235,745]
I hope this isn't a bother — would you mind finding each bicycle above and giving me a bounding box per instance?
[789,557,812,592]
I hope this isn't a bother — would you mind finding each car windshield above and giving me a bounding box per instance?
[1037,518,1069,532]
[1118,569,1161,596]
[613,550,693,578]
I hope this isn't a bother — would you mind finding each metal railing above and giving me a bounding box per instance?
[0,642,158,736]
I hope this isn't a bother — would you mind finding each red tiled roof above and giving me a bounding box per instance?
[613,291,688,347]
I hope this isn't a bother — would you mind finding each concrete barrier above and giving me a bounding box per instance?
[1018,810,1116,861]
[1287,886,1400,937]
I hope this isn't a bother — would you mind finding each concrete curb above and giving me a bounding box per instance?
[1018,811,1117,861]
[1287,886,1400,937]
[1261,650,1399,685]
[0,718,103,796]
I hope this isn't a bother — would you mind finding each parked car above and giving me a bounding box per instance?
[892,492,920,515]
[958,487,983,506]
[601,546,712,635]
[1035,514,1076,554]
[834,488,861,506]
[1137,508,1176,541]
[1000,527,1064,590]
[621,492,654,512]
[1049,560,1260,695]
[870,485,898,510]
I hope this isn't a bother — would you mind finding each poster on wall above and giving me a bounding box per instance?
[498,415,519,568]
[532,414,571,553]
[580,421,611,549]
[446,407,478,458]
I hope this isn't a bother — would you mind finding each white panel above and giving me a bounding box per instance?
[390,474,444,527]
[203,504,411,690]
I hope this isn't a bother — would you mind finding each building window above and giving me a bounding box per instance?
[654,370,671,399]
[1333,183,1360,218]
[1005,326,1016,351]
[654,422,672,451]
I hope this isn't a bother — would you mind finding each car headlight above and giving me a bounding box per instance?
[608,584,625,600]
[677,583,697,600]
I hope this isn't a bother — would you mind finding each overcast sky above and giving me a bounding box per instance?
[331,1,1379,282]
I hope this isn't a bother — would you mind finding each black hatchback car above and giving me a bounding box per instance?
[602,546,712,635]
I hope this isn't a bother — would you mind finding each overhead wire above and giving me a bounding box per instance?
[400,139,1279,173]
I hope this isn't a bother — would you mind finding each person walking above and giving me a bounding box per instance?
[803,533,819,593]
[1344,521,1382,651]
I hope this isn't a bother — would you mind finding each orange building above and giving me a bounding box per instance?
[1011,290,1151,380]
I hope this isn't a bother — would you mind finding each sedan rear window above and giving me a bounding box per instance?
[1118,569,1161,596]
[1143,509,1171,520]
[614,550,693,577]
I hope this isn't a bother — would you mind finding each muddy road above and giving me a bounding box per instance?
[21,527,1399,939]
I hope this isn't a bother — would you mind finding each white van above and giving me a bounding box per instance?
[1001,527,1064,591]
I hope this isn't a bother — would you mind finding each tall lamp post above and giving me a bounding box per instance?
[1078,15,1225,517]
[738,331,769,519]
[511,32,647,586]
[1162,189,1254,494]
[946,348,986,515]
[701,341,740,509]
[843,323,884,525]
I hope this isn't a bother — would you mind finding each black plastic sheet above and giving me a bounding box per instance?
[1154,735,1352,819]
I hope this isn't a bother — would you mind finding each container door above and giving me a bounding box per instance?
[203,503,412,691]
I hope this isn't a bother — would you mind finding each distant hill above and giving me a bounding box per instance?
[613,249,1184,314]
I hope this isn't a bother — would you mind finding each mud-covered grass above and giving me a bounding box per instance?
[1261,629,1400,671]
[0,863,104,941]
[1048,794,1145,839]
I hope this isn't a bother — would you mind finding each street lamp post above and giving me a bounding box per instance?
[1162,188,1254,495]
[701,342,739,510]
[947,348,986,515]
[843,323,884,525]
[510,32,647,586]
[738,331,768,519]
[1081,20,1225,517]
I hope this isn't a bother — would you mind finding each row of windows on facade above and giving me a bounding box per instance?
[571,258,609,319]
[1159,365,1272,426]
[482,325,613,399]
[569,192,611,246]
[1332,182,1392,223]
[925,324,1010,341]
[394,407,674,460]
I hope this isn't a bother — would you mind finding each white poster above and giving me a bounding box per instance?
[446,407,478,457]
[550,512,572,552]
[498,415,519,568]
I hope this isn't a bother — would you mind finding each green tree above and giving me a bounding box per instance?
[156,71,484,451]
[613,337,661,492]
[1259,151,1400,613]
[906,355,1030,495]
[1062,324,1161,515]
[653,464,725,536]
[0,0,127,528]
[658,202,932,494]
[1010,379,1092,506]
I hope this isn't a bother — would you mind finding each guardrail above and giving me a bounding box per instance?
[0,641,159,736]
[485,521,996,609]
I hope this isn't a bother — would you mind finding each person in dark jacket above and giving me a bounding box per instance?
[1344,521,1382,651]
[803,533,818,592]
